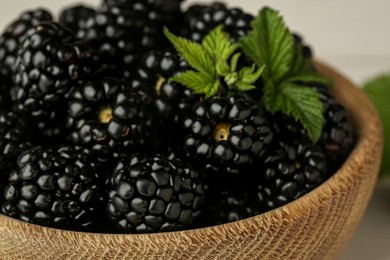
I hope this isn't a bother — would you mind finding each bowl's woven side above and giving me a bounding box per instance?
[0,62,383,260]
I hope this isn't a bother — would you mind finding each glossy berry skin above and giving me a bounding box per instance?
[67,78,157,160]
[11,21,99,143]
[1,146,107,232]
[181,2,253,42]
[0,8,53,81]
[256,141,328,212]
[182,94,273,174]
[0,110,32,183]
[106,154,205,233]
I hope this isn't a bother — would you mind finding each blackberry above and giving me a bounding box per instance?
[0,8,53,81]
[74,0,184,79]
[73,8,139,78]
[1,146,107,232]
[101,0,184,48]
[181,2,253,42]
[58,5,96,34]
[67,78,158,160]
[316,86,355,171]
[0,9,53,109]
[256,141,328,212]
[182,94,273,174]
[11,21,99,143]
[0,110,32,183]
[269,111,308,144]
[106,154,205,233]
[197,175,260,227]
[271,83,355,171]
[135,50,201,147]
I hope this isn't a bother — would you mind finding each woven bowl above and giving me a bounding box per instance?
[0,61,383,259]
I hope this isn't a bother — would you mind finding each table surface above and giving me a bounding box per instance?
[1,1,389,259]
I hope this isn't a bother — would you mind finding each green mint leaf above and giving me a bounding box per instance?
[171,71,220,98]
[230,53,241,72]
[363,74,390,177]
[215,55,230,76]
[239,6,326,143]
[164,27,216,77]
[238,64,265,84]
[202,25,239,62]
[226,65,264,91]
[235,81,256,91]
[165,26,262,98]
[288,73,333,87]
[264,82,323,142]
[240,7,294,83]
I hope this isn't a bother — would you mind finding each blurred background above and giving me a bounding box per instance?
[0,1,389,259]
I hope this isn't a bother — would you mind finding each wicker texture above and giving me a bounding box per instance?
[0,61,383,259]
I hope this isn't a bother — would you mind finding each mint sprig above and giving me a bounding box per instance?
[164,26,264,98]
[240,7,331,142]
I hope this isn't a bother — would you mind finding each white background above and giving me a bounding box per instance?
[0,1,389,259]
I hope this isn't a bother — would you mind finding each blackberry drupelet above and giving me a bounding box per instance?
[58,5,96,34]
[0,110,32,183]
[182,94,273,174]
[11,21,99,143]
[256,141,328,212]
[181,2,253,42]
[0,8,53,81]
[1,146,108,232]
[67,78,158,160]
[106,154,205,233]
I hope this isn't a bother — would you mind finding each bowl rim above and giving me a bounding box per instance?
[0,60,383,240]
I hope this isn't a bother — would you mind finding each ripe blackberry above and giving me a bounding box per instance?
[256,141,328,212]
[196,175,260,227]
[181,2,253,42]
[0,8,53,81]
[1,146,107,232]
[101,0,184,48]
[73,8,138,78]
[11,21,99,143]
[58,5,96,34]
[67,78,158,160]
[316,86,355,171]
[106,154,205,233]
[135,50,201,147]
[74,0,184,79]
[0,110,32,183]
[182,94,273,174]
